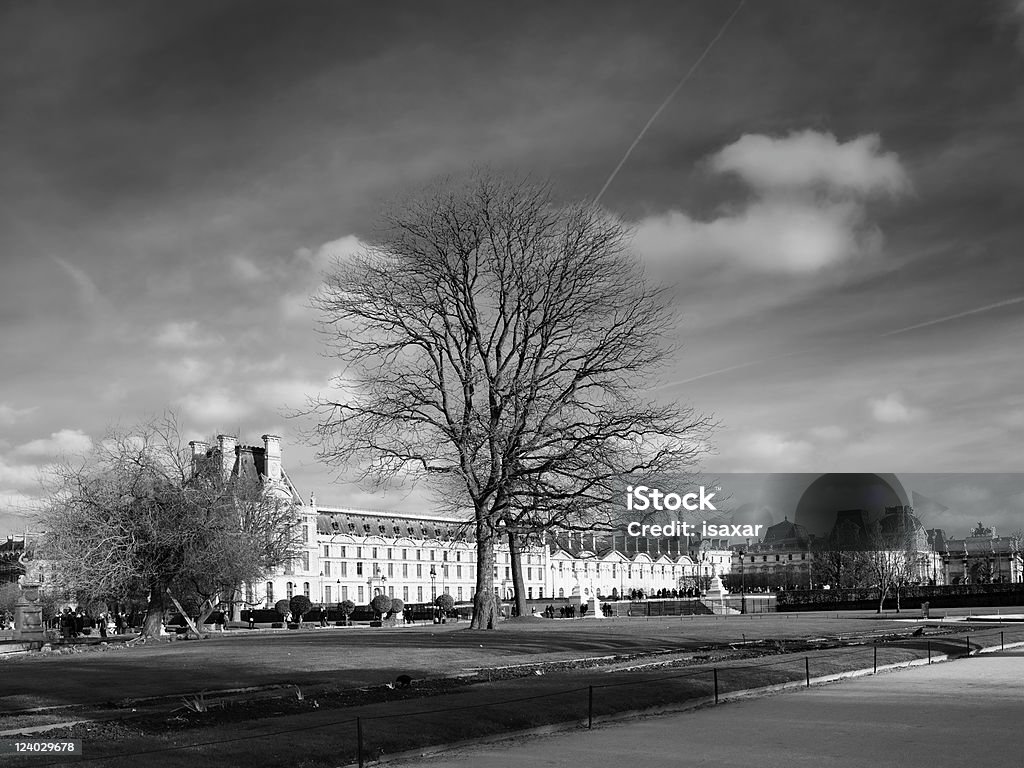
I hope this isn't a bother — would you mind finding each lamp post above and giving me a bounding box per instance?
[738,547,746,614]
[430,566,437,623]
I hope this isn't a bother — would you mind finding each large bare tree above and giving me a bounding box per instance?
[38,416,301,637]
[311,173,712,629]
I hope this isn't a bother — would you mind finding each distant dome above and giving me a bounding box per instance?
[793,473,909,540]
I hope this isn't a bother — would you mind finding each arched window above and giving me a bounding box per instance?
[286,581,294,599]
[303,582,310,597]
[266,582,273,603]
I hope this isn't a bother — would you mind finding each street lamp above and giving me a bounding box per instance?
[738,546,746,614]
[430,566,437,622]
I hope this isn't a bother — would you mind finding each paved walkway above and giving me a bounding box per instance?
[403,650,1024,768]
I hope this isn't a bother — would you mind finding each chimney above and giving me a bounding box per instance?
[188,440,209,477]
[217,434,237,479]
[262,434,282,482]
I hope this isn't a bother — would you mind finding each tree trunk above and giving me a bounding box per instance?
[507,529,528,619]
[142,585,165,638]
[470,517,499,630]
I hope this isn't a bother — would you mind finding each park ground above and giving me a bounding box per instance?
[2,607,1023,767]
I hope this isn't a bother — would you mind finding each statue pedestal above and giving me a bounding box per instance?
[704,575,729,599]
[14,582,46,642]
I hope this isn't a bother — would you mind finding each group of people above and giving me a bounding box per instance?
[541,603,590,619]
[53,608,129,639]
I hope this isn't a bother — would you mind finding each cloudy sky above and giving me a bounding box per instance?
[2,1,1023,535]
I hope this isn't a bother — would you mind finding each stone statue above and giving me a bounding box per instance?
[17,550,40,584]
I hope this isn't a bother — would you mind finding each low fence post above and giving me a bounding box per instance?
[927,641,931,664]
[965,636,971,657]
[1001,631,1005,651]
[873,644,877,674]
[357,717,364,768]
[713,668,719,704]
[588,685,593,730]
[805,657,810,687]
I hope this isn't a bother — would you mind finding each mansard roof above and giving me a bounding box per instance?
[315,508,474,542]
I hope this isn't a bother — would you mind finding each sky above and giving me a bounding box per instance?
[1,1,1023,537]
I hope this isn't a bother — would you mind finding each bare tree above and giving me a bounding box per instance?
[37,415,301,637]
[310,172,712,629]
[855,523,919,614]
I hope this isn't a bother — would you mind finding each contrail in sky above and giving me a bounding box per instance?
[593,0,746,206]
[649,296,1024,391]
[879,295,1024,337]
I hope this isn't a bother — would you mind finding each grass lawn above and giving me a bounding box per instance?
[3,613,1022,767]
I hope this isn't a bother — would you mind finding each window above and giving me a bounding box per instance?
[325,586,332,602]
[339,546,346,558]
[505,567,510,579]
[456,565,462,578]
[416,564,422,577]
[342,586,348,600]
[341,562,348,577]
[387,548,393,559]
[443,551,448,561]
[403,586,409,601]
[416,549,422,560]
[324,545,330,557]
[388,586,394,597]
[286,581,294,599]
[302,526,309,543]
[356,562,363,576]
[266,582,274,602]
[402,549,407,560]
[417,586,423,601]
[303,582,310,597]
[528,587,533,599]
[372,547,378,558]
[458,587,463,600]
[357,586,364,602]
[356,546,362,558]
[456,551,461,562]
[430,550,435,561]
[324,561,331,577]
[403,564,408,577]
[387,563,394,577]
[302,552,309,571]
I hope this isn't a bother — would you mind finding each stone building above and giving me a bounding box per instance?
[939,522,1022,585]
